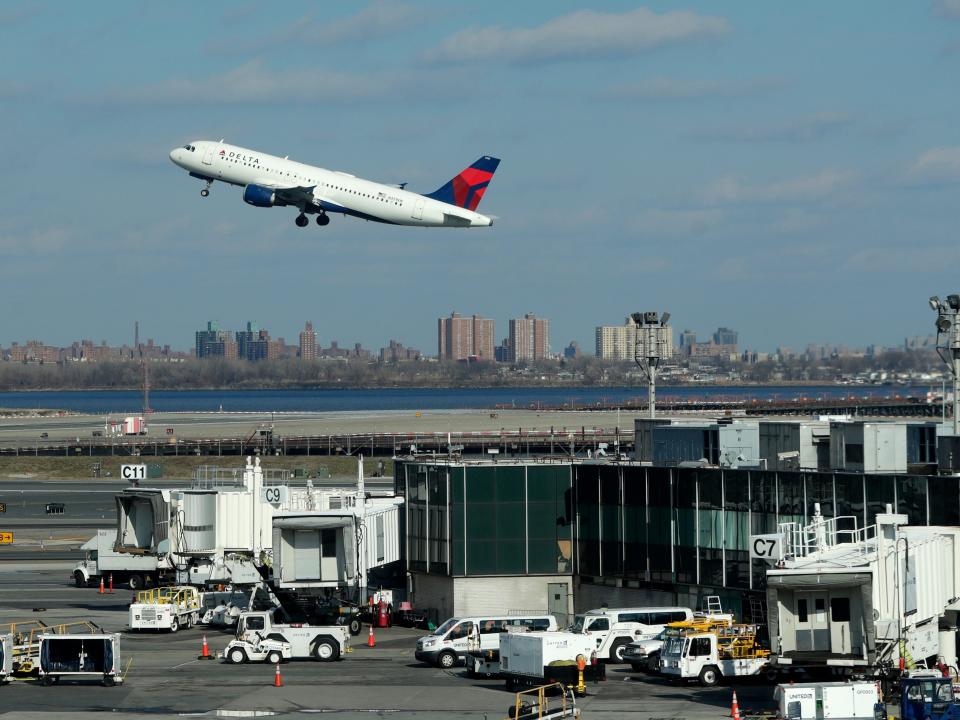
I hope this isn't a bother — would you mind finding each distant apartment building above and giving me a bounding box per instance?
[379,340,421,363]
[438,312,495,361]
[196,321,238,359]
[6,340,62,363]
[595,316,673,360]
[713,327,738,347]
[299,321,317,360]
[507,313,550,362]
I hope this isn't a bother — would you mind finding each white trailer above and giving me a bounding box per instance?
[774,681,881,720]
[73,529,164,590]
[37,633,123,686]
[762,505,960,674]
[129,586,201,632]
[0,635,11,684]
[500,631,605,692]
[235,608,349,662]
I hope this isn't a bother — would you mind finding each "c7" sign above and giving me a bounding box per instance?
[749,534,782,560]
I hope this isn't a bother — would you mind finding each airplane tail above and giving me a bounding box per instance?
[425,156,500,211]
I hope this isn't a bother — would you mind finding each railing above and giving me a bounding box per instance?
[778,514,877,562]
[191,465,292,487]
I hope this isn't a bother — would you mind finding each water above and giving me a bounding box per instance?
[0,385,928,414]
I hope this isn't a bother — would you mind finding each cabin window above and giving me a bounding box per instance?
[830,597,850,622]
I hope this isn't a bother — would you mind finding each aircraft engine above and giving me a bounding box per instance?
[243,184,277,207]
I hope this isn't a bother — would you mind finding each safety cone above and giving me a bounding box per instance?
[108,574,114,594]
[273,663,283,687]
[731,690,742,720]
[367,623,376,648]
[98,576,105,594]
[198,635,213,660]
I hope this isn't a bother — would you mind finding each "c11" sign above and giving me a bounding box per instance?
[121,464,147,481]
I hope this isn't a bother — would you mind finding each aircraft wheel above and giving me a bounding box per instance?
[316,214,330,226]
[200,188,210,197]
[295,214,309,227]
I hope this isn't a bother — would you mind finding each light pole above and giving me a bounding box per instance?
[930,295,960,435]
[632,311,671,419]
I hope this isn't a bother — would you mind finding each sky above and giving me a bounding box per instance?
[2,1,960,355]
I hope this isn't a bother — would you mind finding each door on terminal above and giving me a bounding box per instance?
[548,583,569,628]
[795,592,830,652]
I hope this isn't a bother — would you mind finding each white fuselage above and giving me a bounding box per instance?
[169,140,494,228]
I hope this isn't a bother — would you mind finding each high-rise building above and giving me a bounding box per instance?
[712,327,738,347]
[236,322,270,362]
[595,317,673,360]
[299,321,317,360]
[196,321,238,359]
[438,312,495,360]
[507,313,549,362]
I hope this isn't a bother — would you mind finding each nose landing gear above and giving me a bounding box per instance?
[200,180,212,197]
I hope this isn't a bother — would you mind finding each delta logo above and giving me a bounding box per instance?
[219,149,259,164]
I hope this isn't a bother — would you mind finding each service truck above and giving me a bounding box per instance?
[72,529,165,590]
[623,612,735,673]
[660,623,775,686]
[568,606,694,663]
[235,607,349,662]
[129,586,201,633]
[0,635,11,685]
[500,631,606,694]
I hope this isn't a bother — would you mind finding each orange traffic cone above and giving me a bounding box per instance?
[108,574,114,594]
[367,623,376,648]
[198,635,212,660]
[731,690,742,720]
[273,663,283,687]
[98,576,105,594]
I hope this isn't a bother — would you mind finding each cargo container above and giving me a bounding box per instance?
[774,681,881,720]
[37,633,123,686]
[0,635,11,684]
[499,631,605,693]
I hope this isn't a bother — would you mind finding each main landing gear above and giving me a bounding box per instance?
[295,213,309,228]
[295,213,330,228]
[316,214,330,226]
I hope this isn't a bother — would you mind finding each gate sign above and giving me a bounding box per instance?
[750,533,782,561]
[262,486,288,506]
[121,464,147,482]
[0,532,12,544]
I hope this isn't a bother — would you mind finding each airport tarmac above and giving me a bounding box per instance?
[0,563,779,719]
[0,408,650,444]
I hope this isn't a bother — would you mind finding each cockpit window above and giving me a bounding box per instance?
[182,145,196,152]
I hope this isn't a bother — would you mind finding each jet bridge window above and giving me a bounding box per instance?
[830,597,850,622]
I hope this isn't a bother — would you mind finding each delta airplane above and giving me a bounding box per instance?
[169,140,499,228]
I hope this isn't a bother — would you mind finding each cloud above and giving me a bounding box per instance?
[692,112,852,142]
[421,7,729,65]
[0,226,72,257]
[906,146,960,185]
[705,169,857,205]
[87,60,452,106]
[209,1,426,53]
[598,76,782,101]
[934,0,960,19]
[632,208,727,237]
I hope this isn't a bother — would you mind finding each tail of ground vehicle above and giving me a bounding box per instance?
[660,623,773,686]
[72,529,164,590]
[235,607,349,662]
[569,605,696,663]
[775,681,882,720]
[508,683,581,719]
[129,586,201,632]
[0,635,12,684]
[416,614,558,669]
[500,631,605,694]
[37,633,123,686]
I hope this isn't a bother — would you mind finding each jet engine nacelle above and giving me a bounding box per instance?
[243,184,277,208]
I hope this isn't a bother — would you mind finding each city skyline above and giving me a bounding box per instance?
[3,3,959,354]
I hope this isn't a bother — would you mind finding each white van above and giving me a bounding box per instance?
[570,606,693,662]
[415,614,558,669]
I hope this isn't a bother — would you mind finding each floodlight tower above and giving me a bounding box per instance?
[930,295,960,434]
[632,311,671,419]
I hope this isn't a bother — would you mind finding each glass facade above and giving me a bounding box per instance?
[399,461,573,577]
[399,460,952,597]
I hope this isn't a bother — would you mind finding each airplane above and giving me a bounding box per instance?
[168,140,499,228]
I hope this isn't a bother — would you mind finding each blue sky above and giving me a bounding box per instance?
[2,1,960,354]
